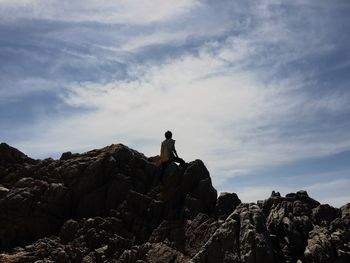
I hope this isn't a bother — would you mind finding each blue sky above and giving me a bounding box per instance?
[1,0,350,207]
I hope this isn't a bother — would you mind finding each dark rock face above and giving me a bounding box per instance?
[215,192,241,219]
[0,143,349,263]
[0,143,36,167]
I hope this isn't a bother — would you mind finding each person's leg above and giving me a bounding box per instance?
[172,156,186,166]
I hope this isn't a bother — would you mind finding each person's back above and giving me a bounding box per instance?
[160,138,175,162]
[160,131,185,174]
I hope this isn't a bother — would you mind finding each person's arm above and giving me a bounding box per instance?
[173,142,179,158]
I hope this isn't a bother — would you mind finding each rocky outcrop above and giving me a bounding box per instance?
[215,192,241,220]
[0,143,36,167]
[0,143,349,263]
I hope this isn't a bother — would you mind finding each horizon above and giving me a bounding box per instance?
[1,0,350,207]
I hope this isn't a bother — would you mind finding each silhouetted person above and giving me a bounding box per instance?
[160,131,186,178]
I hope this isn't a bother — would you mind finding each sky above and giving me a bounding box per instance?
[1,0,350,207]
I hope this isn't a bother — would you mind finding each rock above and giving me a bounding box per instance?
[0,186,9,199]
[191,215,240,262]
[215,192,241,219]
[194,178,217,214]
[331,230,350,261]
[312,204,340,227]
[0,142,35,167]
[0,179,68,250]
[111,144,134,165]
[105,176,132,210]
[126,190,152,216]
[341,203,350,227]
[184,213,220,257]
[185,195,206,218]
[60,151,73,160]
[304,226,335,263]
[265,196,314,262]
[161,163,181,194]
[59,151,79,160]
[181,160,210,195]
[271,190,281,197]
[193,203,276,263]
[149,213,219,257]
[59,219,79,243]
[77,184,109,218]
[297,190,309,196]
[145,243,187,263]
[105,235,132,257]
[0,143,348,263]
[237,204,275,263]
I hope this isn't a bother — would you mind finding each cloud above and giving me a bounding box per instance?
[0,0,200,24]
[1,0,350,207]
[0,78,57,102]
[15,39,350,186]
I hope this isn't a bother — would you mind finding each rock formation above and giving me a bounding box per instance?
[0,142,349,263]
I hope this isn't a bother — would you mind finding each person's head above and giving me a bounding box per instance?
[165,130,172,139]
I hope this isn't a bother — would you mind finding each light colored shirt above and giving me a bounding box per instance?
[160,139,175,162]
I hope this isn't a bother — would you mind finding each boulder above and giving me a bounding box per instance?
[237,204,276,263]
[215,192,241,219]
[312,204,340,227]
[341,203,350,227]
[181,160,210,194]
[59,219,79,243]
[191,215,240,262]
[0,143,35,167]
[194,178,217,214]
[0,186,9,199]
[304,226,335,263]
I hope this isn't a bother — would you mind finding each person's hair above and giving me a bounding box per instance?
[165,130,172,139]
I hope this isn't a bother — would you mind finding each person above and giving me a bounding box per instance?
[160,131,186,174]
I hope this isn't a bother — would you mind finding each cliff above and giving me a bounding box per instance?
[0,142,349,263]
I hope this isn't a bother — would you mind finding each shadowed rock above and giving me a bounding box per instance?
[0,143,349,263]
[215,192,241,219]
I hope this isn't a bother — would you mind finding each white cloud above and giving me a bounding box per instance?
[0,78,56,102]
[2,0,350,207]
[0,0,34,4]
[16,40,350,186]
[0,0,199,24]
